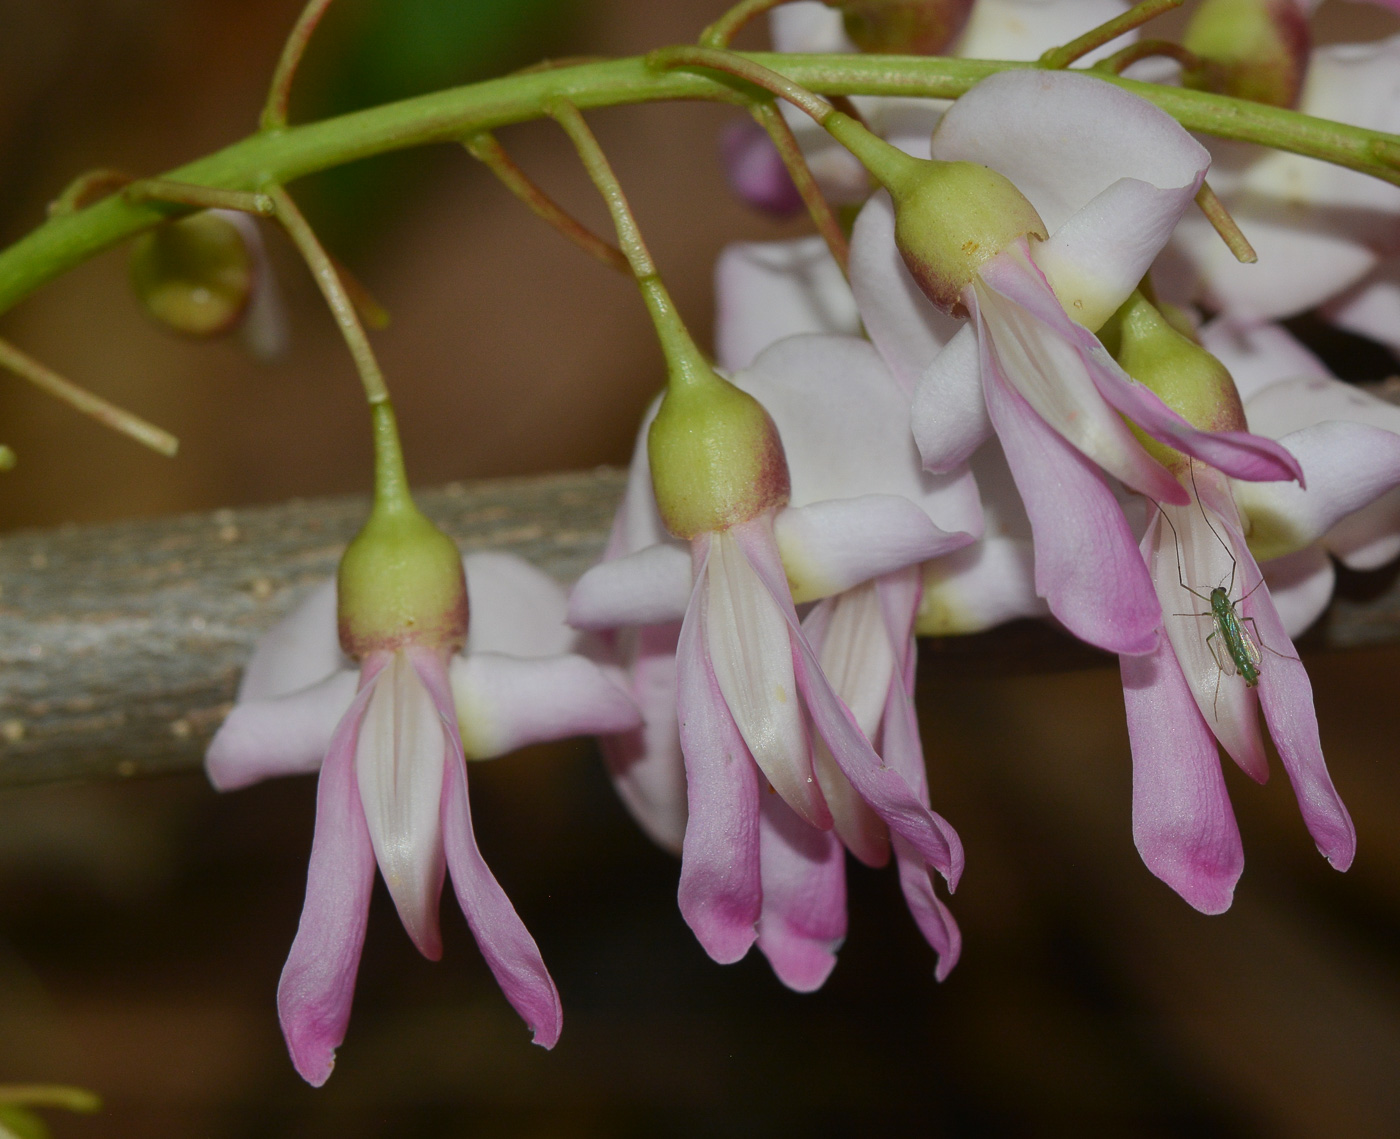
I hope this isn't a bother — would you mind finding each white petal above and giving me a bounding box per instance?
[1324,261,1400,357]
[715,238,859,373]
[239,579,347,701]
[1198,317,1331,404]
[464,551,574,658]
[356,651,446,957]
[450,652,640,759]
[567,542,693,630]
[769,1,853,52]
[1261,545,1336,640]
[706,530,828,828]
[775,494,974,602]
[917,535,1046,635]
[954,0,1134,64]
[911,323,992,472]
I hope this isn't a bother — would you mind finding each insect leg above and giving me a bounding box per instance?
[1243,615,1300,664]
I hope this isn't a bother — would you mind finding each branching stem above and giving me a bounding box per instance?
[701,0,789,49]
[750,100,850,275]
[1039,0,1184,70]
[262,0,338,132]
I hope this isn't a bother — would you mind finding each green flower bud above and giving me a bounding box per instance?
[1101,291,1247,475]
[1183,0,1310,109]
[648,372,790,540]
[338,405,468,657]
[828,0,975,56]
[129,211,255,337]
[823,114,1048,317]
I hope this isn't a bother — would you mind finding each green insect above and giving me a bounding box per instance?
[1156,467,1293,716]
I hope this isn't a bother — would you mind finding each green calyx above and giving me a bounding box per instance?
[824,113,1047,316]
[1183,0,1309,110]
[1101,290,1246,474]
[648,371,790,541]
[829,0,975,57]
[128,211,253,337]
[337,402,468,658]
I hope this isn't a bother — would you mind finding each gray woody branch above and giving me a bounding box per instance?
[1,465,1396,788]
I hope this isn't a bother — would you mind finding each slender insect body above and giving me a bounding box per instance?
[1208,585,1261,689]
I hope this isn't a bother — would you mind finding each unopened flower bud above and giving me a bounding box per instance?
[1183,0,1310,109]
[828,0,975,56]
[648,372,790,540]
[129,210,254,336]
[1101,291,1247,474]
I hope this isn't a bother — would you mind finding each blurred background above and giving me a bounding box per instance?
[1,0,1400,1134]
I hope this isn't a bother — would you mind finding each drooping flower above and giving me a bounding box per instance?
[571,333,976,982]
[829,69,1304,654]
[206,427,638,1084]
[1105,298,1400,911]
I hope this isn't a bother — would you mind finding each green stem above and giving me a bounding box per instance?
[3,51,1399,317]
[262,0,339,131]
[1039,0,1183,70]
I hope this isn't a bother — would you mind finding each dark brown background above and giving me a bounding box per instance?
[1,1,1399,1135]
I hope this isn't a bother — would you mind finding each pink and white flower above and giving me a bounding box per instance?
[571,334,977,982]
[206,552,639,1084]
[889,70,1303,653]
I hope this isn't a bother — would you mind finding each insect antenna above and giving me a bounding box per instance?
[1153,498,1212,606]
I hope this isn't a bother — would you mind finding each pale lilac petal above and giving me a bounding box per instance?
[954,0,1133,64]
[567,543,693,631]
[1148,496,1269,783]
[1120,640,1243,914]
[220,210,289,361]
[609,406,670,558]
[707,529,829,828]
[675,542,763,963]
[356,651,447,960]
[1232,422,1400,560]
[911,325,993,473]
[805,587,894,868]
[206,668,359,790]
[979,246,1301,488]
[1198,317,1330,404]
[979,332,1162,655]
[1235,549,1357,870]
[1324,261,1400,357]
[600,622,688,855]
[775,494,974,603]
[721,118,804,218]
[277,673,381,1087]
[464,552,575,658]
[931,70,1208,237]
[239,579,346,701]
[893,837,962,980]
[732,522,959,877]
[769,1,852,52]
[1325,489,1400,571]
[414,648,563,1047]
[736,335,982,537]
[449,652,640,760]
[916,537,1046,635]
[1262,545,1336,640]
[715,238,859,372]
[850,192,961,395]
[755,793,847,993]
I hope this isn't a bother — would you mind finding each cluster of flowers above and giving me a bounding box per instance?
[205,0,1400,1086]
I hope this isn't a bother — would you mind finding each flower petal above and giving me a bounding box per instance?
[356,651,447,960]
[954,0,1134,64]
[755,793,847,993]
[205,668,359,791]
[974,248,1187,505]
[850,191,961,395]
[1120,639,1243,914]
[775,494,975,603]
[239,579,346,701]
[1233,547,1357,871]
[276,671,381,1087]
[916,536,1046,635]
[599,622,688,855]
[715,238,859,372]
[736,334,983,536]
[980,245,1301,488]
[1149,493,1269,783]
[931,70,1208,239]
[911,324,993,473]
[414,647,563,1048]
[731,522,960,877]
[1198,317,1331,404]
[450,652,640,760]
[1324,260,1400,358]
[1262,545,1336,640]
[464,552,575,658]
[721,120,804,218]
[1233,422,1400,561]
[979,330,1162,655]
[706,529,829,828]
[568,543,693,631]
[770,1,852,52]
[675,538,763,964]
